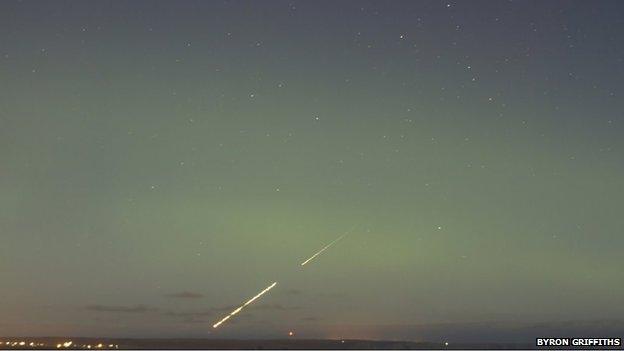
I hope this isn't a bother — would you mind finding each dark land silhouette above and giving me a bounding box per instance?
[0,337,533,350]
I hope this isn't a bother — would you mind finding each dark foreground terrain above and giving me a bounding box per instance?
[0,337,531,350]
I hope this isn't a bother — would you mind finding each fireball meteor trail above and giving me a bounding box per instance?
[300,226,356,266]
[213,227,354,329]
[212,282,277,329]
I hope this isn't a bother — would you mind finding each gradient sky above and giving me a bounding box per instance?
[1,0,624,343]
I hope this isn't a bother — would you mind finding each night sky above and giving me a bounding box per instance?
[1,0,624,343]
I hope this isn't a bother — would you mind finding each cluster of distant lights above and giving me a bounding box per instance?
[54,341,119,349]
[1,340,118,349]
[1,338,449,348]
[1,341,45,348]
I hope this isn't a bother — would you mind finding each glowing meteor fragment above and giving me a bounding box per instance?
[212,281,277,328]
[300,226,355,266]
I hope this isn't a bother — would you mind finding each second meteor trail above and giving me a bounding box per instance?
[300,225,356,266]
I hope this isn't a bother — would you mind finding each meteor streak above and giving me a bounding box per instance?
[300,226,356,266]
[212,282,277,329]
